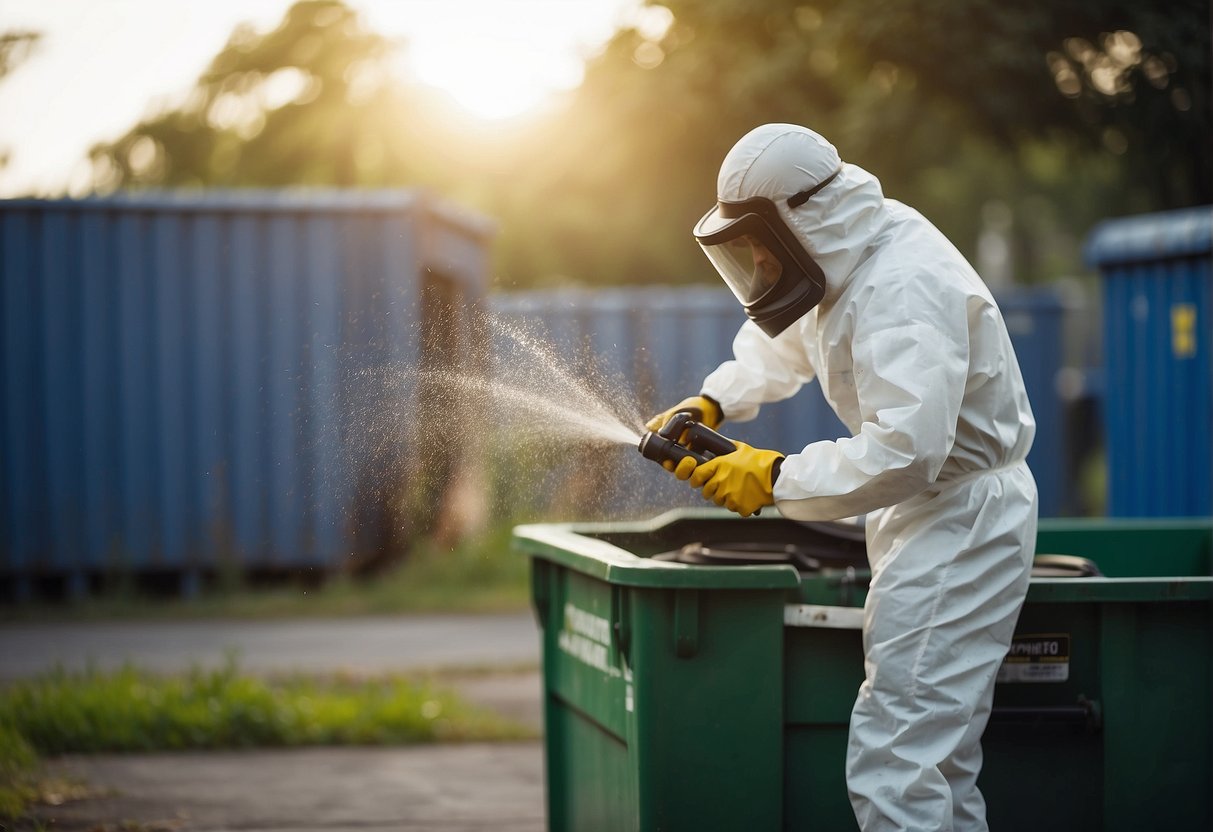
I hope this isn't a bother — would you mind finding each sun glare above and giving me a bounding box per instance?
[362,0,628,121]
[409,34,559,120]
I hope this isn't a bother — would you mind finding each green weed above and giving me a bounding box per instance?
[0,722,40,819]
[0,660,529,757]
[0,660,531,823]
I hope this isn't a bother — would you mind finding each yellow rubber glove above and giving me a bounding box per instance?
[688,441,783,518]
[645,395,723,433]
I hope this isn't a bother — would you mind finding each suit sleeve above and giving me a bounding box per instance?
[771,319,968,520]
[700,320,817,422]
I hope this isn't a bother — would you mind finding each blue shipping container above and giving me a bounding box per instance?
[1085,206,1213,517]
[1,190,491,598]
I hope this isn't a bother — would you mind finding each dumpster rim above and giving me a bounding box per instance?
[1025,575,1213,602]
[512,521,802,590]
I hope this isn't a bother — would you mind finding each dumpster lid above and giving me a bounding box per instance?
[1085,206,1213,267]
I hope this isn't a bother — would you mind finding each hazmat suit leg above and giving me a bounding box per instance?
[845,464,1037,832]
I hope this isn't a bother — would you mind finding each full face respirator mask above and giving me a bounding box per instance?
[693,169,839,338]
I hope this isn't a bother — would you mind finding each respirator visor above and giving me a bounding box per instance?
[693,194,829,336]
[695,215,791,305]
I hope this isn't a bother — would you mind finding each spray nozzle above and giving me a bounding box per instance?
[638,411,738,468]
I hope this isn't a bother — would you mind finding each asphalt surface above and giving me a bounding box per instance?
[3,614,548,831]
[0,613,542,679]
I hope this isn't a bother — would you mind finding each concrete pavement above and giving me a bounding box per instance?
[0,613,542,679]
[32,745,545,832]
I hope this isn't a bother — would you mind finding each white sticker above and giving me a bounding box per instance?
[784,604,864,630]
[997,634,1070,683]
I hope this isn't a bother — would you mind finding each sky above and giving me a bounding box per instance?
[0,0,639,197]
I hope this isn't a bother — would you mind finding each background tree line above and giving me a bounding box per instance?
[47,1,1213,287]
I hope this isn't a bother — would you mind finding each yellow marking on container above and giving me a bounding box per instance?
[1172,303,1197,358]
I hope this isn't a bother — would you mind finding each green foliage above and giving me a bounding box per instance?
[0,661,528,758]
[0,722,40,819]
[0,658,531,820]
[84,0,1209,288]
[90,1,422,189]
[0,30,39,80]
[0,31,41,173]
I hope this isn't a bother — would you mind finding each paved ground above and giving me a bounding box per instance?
[3,615,548,832]
[31,745,545,832]
[0,613,542,679]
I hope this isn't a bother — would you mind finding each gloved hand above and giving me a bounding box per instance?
[687,441,783,518]
[645,395,723,433]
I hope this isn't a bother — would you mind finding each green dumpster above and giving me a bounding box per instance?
[513,509,1212,831]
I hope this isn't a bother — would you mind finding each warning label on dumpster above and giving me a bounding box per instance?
[997,633,1070,683]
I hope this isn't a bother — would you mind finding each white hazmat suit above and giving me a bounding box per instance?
[696,125,1039,831]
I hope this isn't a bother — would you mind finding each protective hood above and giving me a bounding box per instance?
[696,124,890,335]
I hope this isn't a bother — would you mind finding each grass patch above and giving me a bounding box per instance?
[0,722,40,819]
[1,661,530,754]
[0,659,533,822]
[4,525,532,622]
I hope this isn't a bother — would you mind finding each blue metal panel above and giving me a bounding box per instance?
[153,213,190,569]
[3,210,44,573]
[999,290,1067,519]
[41,210,84,573]
[1087,206,1213,518]
[301,215,345,563]
[80,210,119,570]
[1,190,491,591]
[227,215,266,561]
[266,214,301,566]
[188,213,228,565]
[116,211,159,564]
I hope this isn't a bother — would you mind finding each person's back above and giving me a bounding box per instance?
[838,199,1036,477]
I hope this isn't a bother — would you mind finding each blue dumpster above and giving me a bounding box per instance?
[1085,206,1213,517]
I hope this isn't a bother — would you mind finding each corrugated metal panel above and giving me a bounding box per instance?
[1087,207,1213,517]
[490,285,1069,518]
[998,289,1068,519]
[0,191,491,595]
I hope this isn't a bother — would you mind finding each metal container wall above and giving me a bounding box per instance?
[514,510,1213,832]
[491,285,1070,517]
[1,191,491,597]
[1085,206,1213,517]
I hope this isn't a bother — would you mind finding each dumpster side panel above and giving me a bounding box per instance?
[783,624,865,831]
[1035,519,1213,577]
[546,704,634,831]
[630,587,784,831]
[1100,600,1211,831]
[530,553,786,831]
[539,565,637,831]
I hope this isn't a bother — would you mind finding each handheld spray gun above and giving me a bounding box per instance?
[637,411,740,469]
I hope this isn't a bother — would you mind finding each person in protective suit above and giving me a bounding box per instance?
[647,123,1038,832]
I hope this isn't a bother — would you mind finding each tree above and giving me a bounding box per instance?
[0,31,41,172]
[90,1,429,189]
[495,0,1209,286]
